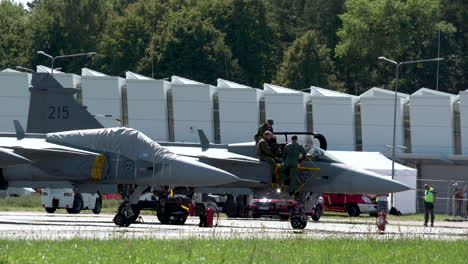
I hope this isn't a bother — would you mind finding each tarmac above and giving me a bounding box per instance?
[0,211,466,240]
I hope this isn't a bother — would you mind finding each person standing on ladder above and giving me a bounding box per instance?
[281,135,308,196]
[422,184,436,227]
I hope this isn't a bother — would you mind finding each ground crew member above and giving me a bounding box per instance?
[256,131,276,163]
[422,184,436,227]
[376,194,388,212]
[254,119,274,143]
[281,135,308,196]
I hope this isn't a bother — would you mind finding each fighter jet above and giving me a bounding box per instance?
[0,73,241,227]
[163,131,411,229]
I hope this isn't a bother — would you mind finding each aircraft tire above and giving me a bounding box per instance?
[45,207,56,213]
[291,215,307,229]
[113,214,131,227]
[311,205,322,222]
[92,198,102,214]
[67,194,83,214]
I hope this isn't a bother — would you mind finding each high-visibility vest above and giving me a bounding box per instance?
[424,188,435,203]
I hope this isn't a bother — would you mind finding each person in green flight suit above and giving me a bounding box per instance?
[281,135,309,195]
[256,131,276,163]
[254,119,274,143]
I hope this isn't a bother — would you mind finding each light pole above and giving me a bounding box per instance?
[378,57,443,182]
[36,51,97,75]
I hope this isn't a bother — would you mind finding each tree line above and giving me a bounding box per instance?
[0,0,466,95]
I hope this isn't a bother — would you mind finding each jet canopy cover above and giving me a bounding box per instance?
[46,127,176,162]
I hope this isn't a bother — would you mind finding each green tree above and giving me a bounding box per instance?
[137,9,240,84]
[335,0,455,94]
[275,30,341,90]
[27,0,108,73]
[0,0,31,70]
[93,0,169,76]
[438,0,468,93]
[301,0,345,50]
[196,0,276,87]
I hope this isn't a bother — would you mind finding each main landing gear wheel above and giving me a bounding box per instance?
[113,214,131,227]
[291,215,307,229]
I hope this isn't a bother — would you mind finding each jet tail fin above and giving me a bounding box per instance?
[13,120,25,140]
[197,129,210,151]
[26,73,104,133]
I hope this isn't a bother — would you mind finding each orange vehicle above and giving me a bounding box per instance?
[322,193,378,217]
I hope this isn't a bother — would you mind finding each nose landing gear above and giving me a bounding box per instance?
[113,185,146,227]
[290,192,308,230]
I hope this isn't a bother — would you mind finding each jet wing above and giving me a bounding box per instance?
[0,147,32,167]
[0,145,106,180]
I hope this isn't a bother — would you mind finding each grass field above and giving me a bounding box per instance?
[0,238,466,264]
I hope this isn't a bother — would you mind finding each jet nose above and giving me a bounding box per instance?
[347,167,411,194]
[167,156,240,186]
[328,164,411,194]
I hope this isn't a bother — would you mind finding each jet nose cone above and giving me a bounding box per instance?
[329,164,411,194]
[169,156,240,186]
[348,168,411,194]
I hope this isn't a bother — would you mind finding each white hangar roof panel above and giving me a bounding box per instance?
[0,69,31,132]
[171,76,216,142]
[0,70,31,97]
[409,88,456,155]
[217,79,262,143]
[126,72,170,141]
[360,87,410,100]
[359,87,408,152]
[309,86,357,151]
[82,67,108,77]
[81,68,124,100]
[1,68,20,73]
[80,68,124,127]
[126,71,153,80]
[217,78,251,89]
[263,83,310,132]
[171,75,204,85]
[217,78,263,102]
[126,71,171,100]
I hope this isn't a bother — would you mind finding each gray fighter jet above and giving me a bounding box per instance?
[0,73,241,227]
[162,131,410,229]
